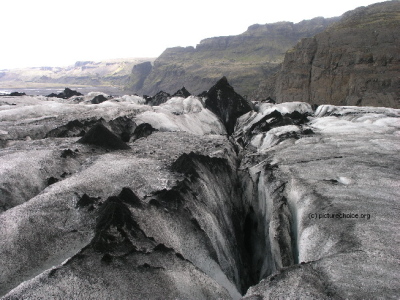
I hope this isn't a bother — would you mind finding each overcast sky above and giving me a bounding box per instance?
[0,0,385,69]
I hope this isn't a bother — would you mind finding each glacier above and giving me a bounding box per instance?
[0,83,399,299]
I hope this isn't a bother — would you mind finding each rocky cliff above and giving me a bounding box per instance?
[252,1,400,108]
[126,17,338,97]
[0,79,399,299]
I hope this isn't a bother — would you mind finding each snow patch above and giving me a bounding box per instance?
[135,97,225,135]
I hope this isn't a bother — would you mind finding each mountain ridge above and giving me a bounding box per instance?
[252,1,400,108]
[2,2,399,109]
[125,17,339,97]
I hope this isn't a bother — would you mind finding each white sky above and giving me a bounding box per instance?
[0,0,385,69]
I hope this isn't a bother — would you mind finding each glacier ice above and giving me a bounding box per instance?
[0,93,399,299]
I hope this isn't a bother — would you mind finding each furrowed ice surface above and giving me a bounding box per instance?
[0,93,241,299]
[0,86,399,299]
[240,104,400,299]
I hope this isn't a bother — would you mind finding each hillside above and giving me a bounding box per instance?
[125,17,339,97]
[252,1,400,108]
[0,58,155,90]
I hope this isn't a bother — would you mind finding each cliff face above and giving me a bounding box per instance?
[254,1,400,108]
[127,61,153,92]
[126,17,338,97]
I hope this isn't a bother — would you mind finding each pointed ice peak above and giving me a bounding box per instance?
[146,91,171,106]
[172,87,191,98]
[204,77,254,135]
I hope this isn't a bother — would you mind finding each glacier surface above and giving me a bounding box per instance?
[0,92,399,299]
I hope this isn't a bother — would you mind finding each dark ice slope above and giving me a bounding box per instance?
[131,123,157,142]
[77,123,130,150]
[172,87,191,98]
[47,88,83,99]
[145,91,171,106]
[203,77,254,135]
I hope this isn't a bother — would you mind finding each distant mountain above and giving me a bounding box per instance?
[125,17,339,97]
[252,1,400,108]
[0,58,155,89]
